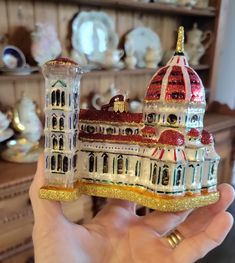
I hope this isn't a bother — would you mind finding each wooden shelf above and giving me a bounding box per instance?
[0,65,210,82]
[48,0,216,17]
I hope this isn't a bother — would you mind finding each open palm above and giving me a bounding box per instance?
[30,156,234,263]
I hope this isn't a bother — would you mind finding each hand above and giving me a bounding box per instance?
[30,155,234,263]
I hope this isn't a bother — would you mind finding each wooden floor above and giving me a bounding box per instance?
[197,186,235,263]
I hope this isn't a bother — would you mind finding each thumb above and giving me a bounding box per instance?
[29,154,64,224]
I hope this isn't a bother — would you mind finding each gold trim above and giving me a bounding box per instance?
[80,120,143,126]
[80,137,156,147]
[39,186,79,201]
[40,182,219,212]
[176,26,184,53]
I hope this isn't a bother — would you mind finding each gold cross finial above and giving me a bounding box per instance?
[175,26,184,53]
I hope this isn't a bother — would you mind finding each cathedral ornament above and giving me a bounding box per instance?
[39,27,220,212]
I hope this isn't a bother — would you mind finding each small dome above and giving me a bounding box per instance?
[201,130,214,145]
[141,126,157,135]
[187,128,201,138]
[158,130,184,146]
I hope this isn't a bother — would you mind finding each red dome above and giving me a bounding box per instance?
[158,130,184,146]
[145,66,169,101]
[201,130,214,145]
[141,126,157,135]
[187,128,201,138]
[144,56,205,103]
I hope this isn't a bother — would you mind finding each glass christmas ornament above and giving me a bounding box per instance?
[40,27,220,212]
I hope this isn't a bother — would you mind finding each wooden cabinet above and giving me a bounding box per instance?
[0,0,234,261]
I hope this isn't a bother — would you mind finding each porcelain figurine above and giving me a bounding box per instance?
[185,23,213,66]
[89,49,124,69]
[40,27,220,212]
[124,35,137,69]
[1,95,43,162]
[176,0,197,7]
[31,23,62,65]
[0,111,14,143]
[144,47,162,69]
[195,0,210,8]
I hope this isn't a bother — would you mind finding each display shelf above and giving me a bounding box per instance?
[48,0,216,17]
[0,64,210,82]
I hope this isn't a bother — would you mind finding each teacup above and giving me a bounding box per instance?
[2,45,26,69]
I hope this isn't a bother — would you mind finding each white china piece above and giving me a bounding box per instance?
[0,128,14,143]
[2,45,26,69]
[185,23,213,66]
[72,11,120,68]
[124,27,162,68]
[31,23,62,65]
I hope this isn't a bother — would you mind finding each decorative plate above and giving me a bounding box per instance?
[72,11,118,59]
[124,27,162,68]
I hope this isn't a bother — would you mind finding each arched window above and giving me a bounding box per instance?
[95,156,98,172]
[175,165,182,186]
[52,116,57,129]
[87,126,95,133]
[89,153,94,173]
[147,113,155,123]
[189,164,195,183]
[191,115,198,123]
[125,159,128,174]
[106,128,113,134]
[152,164,158,184]
[117,155,123,174]
[211,163,215,175]
[73,133,77,148]
[102,153,108,173]
[167,114,177,125]
[209,162,215,180]
[57,154,62,171]
[63,157,68,172]
[162,166,169,185]
[56,89,60,106]
[135,161,139,176]
[46,156,49,169]
[52,137,57,150]
[51,91,56,106]
[73,155,77,169]
[51,156,56,170]
[74,92,78,105]
[59,138,64,150]
[59,117,64,130]
[61,91,65,107]
[157,167,161,184]
[125,128,133,135]
[73,114,77,129]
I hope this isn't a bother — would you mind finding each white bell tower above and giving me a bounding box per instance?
[42,58,82,188]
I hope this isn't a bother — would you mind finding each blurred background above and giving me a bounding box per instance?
[0,0,234,262]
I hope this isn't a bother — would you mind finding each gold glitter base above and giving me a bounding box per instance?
[39,182,220,212]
